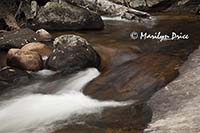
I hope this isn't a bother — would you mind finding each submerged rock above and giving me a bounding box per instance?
[0,28,40,50]
[30,2,104,30]
[94,44,140,72]
[46,35,100,73]
[0,67,29,90]
[83,53,181,101]
[7,49,43,71]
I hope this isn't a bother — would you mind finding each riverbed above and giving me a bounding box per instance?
[0,15,199,133]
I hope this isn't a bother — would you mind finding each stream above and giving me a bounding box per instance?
[0,15,200,133]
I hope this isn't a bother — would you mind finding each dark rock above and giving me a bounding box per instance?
[7,49,43,71]
[46,35,100,73]
[109,0,200,14]
[0,67,29,90]
[30,2,104,30]
[83,53,181,101]
[0,28,40,50]
[0,51,7,68]
[166,0,200,14]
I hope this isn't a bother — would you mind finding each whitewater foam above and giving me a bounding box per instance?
[0,68,129,133]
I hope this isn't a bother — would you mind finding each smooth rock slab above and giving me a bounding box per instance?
[83,53,181,101]
[145,47,200,133]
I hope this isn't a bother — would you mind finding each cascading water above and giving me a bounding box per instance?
[0,68,128,133]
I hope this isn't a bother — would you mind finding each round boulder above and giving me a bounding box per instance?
[7,49,43,71]
[36,29,52,41]
[46,35,100,73]
[21,42,52,60]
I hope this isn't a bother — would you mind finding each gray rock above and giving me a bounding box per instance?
[0,28,40,50]
[145,46,200,133]
[166,0,200,14]
[30,2,104,30]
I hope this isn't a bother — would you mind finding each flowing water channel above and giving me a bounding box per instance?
[0,15,199,133]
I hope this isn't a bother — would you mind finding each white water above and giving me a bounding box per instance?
[0,68,128,133]
[102,16,156,29]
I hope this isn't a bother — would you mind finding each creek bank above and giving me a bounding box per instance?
[145,46,200,133]
[109,0,200,14]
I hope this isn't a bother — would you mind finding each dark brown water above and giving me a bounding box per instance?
[52,15,200,60]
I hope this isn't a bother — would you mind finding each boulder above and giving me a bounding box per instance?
[46,35,100,73]
[83,53,181,101]
[0,67,29,90]
[36,29,52,41]
[0,28,41,50]
[7,49,43,71]
[21,42,53,59]
[30,2,104,30]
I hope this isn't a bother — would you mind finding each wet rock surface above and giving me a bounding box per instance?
[145,47,200,133]
[0,28,41,50]
[30,2,104,30]
[46,35,100,73]
[83,53,181,101]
